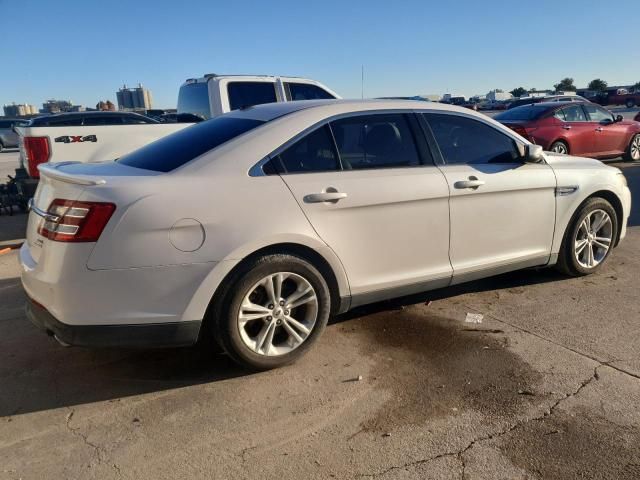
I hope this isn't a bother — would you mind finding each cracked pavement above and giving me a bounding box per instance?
[1,162,640,479]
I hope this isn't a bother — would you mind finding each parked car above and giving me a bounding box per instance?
[0,118,29,152]
[16,74,339,179]
[21,99,631,369]
[495,102,640,161]
[507,95,589,110]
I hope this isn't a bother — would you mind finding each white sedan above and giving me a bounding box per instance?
[20,100,631,369]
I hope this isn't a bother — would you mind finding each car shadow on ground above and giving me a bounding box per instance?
[0,265,567,418]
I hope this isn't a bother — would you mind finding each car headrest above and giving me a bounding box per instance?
[365,123,402,157]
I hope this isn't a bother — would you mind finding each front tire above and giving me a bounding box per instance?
[624,134,640,162]
[212,254,331,370]
[557,198,618,276]
[550,140,569,155]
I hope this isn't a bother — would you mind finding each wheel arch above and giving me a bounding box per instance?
[586,190,624,247]
[182,238,351,335]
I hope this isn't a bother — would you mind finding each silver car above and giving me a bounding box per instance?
[21,100,631,370]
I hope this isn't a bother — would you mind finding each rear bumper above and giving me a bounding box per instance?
[26,298,201,348]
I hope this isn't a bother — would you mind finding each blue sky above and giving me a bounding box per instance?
[1,0,639,109]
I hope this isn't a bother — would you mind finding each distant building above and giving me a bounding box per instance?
[116,83,152,110]
[96,100,116,111]
[3,103,38,116]
[41,99,83,113]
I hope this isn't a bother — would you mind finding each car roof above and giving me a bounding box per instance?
[224,98,479,122]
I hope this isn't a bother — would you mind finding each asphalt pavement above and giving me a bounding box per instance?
[1,163,640,479]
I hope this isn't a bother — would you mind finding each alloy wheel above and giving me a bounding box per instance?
[574,209,613,269]
[237,272,318,356]
[551,142,568,154]
[631,136,640,161]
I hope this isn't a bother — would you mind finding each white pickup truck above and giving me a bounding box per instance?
[17,74,339,178]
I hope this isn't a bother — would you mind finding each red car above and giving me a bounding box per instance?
[495,102,640,161]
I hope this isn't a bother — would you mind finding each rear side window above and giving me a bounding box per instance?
[275,125,338,173]
[117,117,265,172]
[425,113,520,165]
[285,83,335,101]
[553,109,566,121]
[330,114,421,170]
[228,82,277,111]
[177,82,211,120]
[561,105,587,122]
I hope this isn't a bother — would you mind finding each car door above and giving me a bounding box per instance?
[276,112,452,303]
[421,112,557,283]
[555,104,595,156]
[582,104,628,155]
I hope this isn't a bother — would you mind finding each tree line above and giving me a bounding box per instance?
[509,79,640,98]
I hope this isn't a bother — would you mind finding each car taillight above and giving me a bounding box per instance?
[23,136,51,178]
[37,199,115,242]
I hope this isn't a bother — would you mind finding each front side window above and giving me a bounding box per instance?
[583,104,614,123]
[118,117,265,172]
[227,82,277,111]
[560,105,587,122]
[275,125,338,173]
[285,83,335,101]
[330,114,421,170]
[424,113,520,165]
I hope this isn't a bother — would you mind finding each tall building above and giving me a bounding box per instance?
[41,99,81,113]
[116,83,153,110]
[3,103,38,116]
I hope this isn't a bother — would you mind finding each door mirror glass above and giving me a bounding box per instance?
[525,144,544,163]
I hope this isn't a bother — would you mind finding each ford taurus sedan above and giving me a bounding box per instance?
[21,100,631,370]
[495,102,640,161]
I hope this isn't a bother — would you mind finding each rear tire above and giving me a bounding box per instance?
[556,198,618,276]
[212,253,331,370]
[550,140,569,155]
[626,99,635,108]
[624,134,640,162]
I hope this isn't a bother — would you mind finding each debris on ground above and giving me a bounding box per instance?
[344,375,363,383]
[382,432,391,437]
[517,389,535,396]
[465,312,484,324]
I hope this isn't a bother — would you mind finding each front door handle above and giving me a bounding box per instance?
[595,127,603,132]
[562,125,572,130]
[303,191,348,204]
[454,178,485,189]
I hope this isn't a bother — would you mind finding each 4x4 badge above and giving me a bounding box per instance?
[54,135,98,143]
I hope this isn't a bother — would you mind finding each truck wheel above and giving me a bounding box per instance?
[556,198,618,276]
[212,253,331,370]
[626,99,635,108]
[624,134,640,162]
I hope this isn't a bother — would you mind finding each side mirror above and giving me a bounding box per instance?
[616,115,624,122]
[524,144,545,163]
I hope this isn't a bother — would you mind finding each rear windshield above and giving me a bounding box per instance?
[117,117,265,172]
[495,106,549,121]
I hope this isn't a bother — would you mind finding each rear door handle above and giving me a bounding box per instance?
[454,178,485,189]
[303,191,348,204]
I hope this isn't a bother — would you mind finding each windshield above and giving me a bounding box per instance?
[117,117,265,172]
[495,106,548,121]
[177,82,211,120]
